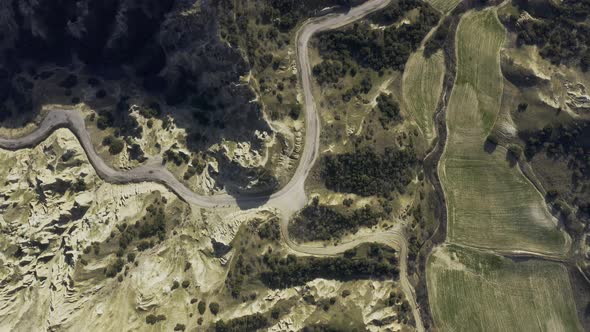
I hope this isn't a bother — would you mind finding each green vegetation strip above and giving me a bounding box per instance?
[261,243,398,289]
[439,9,568,254]
[322,147,416,197]
[427,245,583,332]
[290,203,383,242]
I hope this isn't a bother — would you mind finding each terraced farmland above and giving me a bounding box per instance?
[427,245,583,332]
[439,9,569,255]
[402,50,445,142]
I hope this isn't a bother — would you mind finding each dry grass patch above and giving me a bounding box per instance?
[402,49,445,142]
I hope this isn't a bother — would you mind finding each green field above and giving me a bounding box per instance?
[402,49,445,142]
[427,0,462,14]
[427,245,583,332]
[439,9,569,255]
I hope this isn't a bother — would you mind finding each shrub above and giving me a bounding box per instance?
[145,314,166,325]
[96,111,113,129]
[209,302,220,315]
[289,104,302,120]
[507,144,523,160]
[105,258,125,278]
[198,301,206,315]
[102,135,124,155]
[317,3,439,72]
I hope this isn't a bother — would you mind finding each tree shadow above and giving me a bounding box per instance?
[483,140,498,154]
[505,150,518,167]
[0,1,278,194]
[234,192,271,210]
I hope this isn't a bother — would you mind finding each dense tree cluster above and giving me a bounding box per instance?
[322,148,417,197]
[262,0,355,31]
[521,121,590,230]
[290,202,384,241]
[522,122,590,185]
[369,0,427,25]
[316,3,439,71]
[375,93,402,128]
[163,149,190,166]
[510,0,590,69]
[215,313,269,332]
[260,244,398,289]
[258,220,281,241]
[341,76,373,102]
[424,16,451,57]
[312,60,348,85]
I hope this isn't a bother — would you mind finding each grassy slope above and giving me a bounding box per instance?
[439,9,568,255]
[402,50,445,142]
[427,245,582,332]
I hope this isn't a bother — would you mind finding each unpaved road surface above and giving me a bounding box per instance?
[0,0,425,330]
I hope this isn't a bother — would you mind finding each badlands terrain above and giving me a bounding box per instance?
[0,0,589,331]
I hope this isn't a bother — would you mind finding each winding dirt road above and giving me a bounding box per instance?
[0,0,425,330]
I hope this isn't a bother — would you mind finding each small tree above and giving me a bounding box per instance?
[108,138,124,155]
[127,252,136,263]
[271,308,280,319]
[198,301,206,315]
[507,144,523,160]
[209,302,220,315]
[146,314,166,325]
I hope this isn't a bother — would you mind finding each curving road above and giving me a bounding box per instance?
[278,210,425,331]
[0,0,393,213]
[0,0,425,330]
